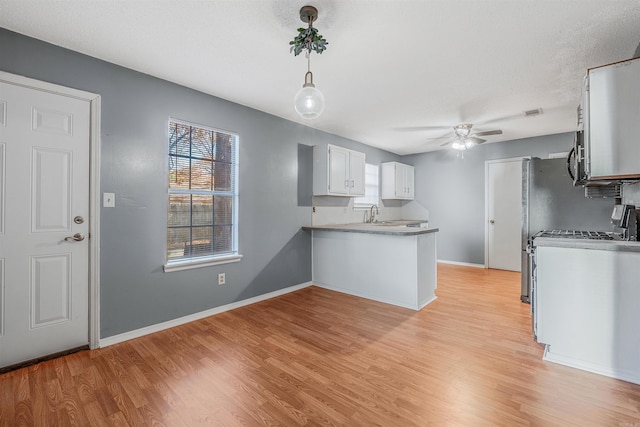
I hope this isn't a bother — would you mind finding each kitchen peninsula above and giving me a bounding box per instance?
[303,221,438,310]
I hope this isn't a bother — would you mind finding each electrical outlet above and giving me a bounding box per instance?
[103,192,115,208]
[218,273,225,285]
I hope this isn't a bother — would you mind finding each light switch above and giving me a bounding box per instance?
[103,192,115,208]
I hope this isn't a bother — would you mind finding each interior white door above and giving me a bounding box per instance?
[487,159,522,271]
[0,81,90,368]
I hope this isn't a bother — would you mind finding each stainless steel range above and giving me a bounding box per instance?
[520,157,614,303]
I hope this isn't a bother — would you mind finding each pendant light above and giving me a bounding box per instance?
[290,6,328,120]
[294,53,325,119]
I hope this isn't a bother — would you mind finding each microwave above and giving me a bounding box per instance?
[572,57,640,184]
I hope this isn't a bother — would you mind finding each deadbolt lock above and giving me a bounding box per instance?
[74,216,85,224]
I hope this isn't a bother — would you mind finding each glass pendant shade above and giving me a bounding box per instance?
[294,84,325,119]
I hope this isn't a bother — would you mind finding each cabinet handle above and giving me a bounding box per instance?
[351,180,355,188]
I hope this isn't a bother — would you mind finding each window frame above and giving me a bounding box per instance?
[164,118,241,272]
[353,163,380,209]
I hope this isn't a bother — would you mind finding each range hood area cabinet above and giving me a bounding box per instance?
[313,144,366,196]
[584,56,640,181]
[381,162,414,200]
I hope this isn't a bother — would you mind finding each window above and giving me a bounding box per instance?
[165,119,240,271]
[354,163,379,208]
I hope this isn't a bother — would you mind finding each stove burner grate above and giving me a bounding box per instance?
[535,230,618,240]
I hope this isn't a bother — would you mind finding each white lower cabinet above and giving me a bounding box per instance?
[313,144,365,196]
[535,245,640,384]
[381,162,414,200]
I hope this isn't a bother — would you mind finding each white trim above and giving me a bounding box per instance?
[163,254,243,272]
[313,281,437,311]
[418,295,438,310]
[88,94,101,350]
[484,157,523,269]
[543,345,640,386]
[0,71,102,350]
[437,259,485,268]
[99,281,313,347]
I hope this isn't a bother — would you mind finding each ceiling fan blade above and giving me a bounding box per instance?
[439,140,453,147]
[468,137,486,144]
[473,129,502,137]
[394,125,452,132]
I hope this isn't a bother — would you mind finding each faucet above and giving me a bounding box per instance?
[369,205,379,223]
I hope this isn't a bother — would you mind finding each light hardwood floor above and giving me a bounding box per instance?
[1,264,640,426]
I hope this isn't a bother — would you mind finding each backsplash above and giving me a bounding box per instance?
[311,198,429,226]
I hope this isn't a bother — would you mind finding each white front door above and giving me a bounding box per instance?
[0,80,91,368]
[487,159,522,271]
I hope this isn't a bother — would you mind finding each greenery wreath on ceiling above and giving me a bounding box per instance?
[290,25,328,56]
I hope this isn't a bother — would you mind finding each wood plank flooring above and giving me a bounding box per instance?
[1,264,640,426]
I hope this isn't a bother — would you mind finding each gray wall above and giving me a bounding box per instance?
[0,28,399,338]
[404,133,574,265]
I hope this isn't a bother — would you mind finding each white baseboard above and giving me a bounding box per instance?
[99,282,313,348]
[313,282,437,311]
[418,295,438,310]
[437,259,485,268]
[543,345,640,386]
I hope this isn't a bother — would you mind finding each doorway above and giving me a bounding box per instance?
[0,72,101,369]
[485,158,522,271]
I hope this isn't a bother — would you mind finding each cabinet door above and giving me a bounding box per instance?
[328,145,349,195]
[405,165,415,199]
[394,163,405,198]
[349,150,366,196]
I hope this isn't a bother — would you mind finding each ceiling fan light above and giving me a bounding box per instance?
[464,139,476,148]
[294,85,325,119]
[451,141,462,150]
[454,124,472,137]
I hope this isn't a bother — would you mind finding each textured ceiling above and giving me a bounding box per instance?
[1,0,640,154]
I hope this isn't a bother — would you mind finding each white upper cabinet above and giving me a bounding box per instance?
[381,162,414,200]
[313,144,366,196]
[348,150,366,196]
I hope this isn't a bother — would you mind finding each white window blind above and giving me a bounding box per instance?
[354,163,379,207]
[166,119,239,266]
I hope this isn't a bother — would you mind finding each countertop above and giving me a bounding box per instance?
[302,220,439,236]
[533,236,640,252]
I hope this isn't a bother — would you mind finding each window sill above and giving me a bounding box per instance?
[163,254,243,273]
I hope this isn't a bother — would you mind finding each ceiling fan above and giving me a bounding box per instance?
[437,124,503,150]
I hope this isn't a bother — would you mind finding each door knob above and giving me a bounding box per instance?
[65,233,85,242]
[490,220,495,224]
